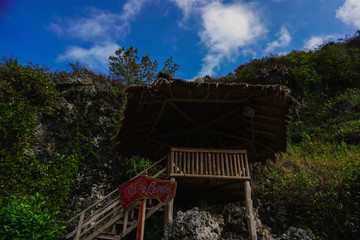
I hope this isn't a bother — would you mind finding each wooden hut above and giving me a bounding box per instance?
[112,78,298,239]
[113,78,298,161]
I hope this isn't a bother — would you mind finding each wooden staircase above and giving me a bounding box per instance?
[66,148,257,240]
[65,157,168,240]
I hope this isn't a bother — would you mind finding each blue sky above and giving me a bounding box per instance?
[1,0,359,80]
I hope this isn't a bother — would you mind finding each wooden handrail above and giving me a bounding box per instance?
[66,155,168,240]
[168,147,250,179]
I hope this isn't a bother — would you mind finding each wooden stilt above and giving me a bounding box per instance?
[244,180,257,240]
[164,177,175,226]
[136,200,147,240]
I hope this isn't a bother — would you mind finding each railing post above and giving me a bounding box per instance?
[164,177,175,226]
[244,180,257,240]
[75,212,85,240]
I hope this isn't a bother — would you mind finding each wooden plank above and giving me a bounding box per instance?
[240,154,245,177]
[178,151,182,174]
[236,154,241,176]
[122,209,129,237]
[170,147,247,154]
[216,153,220,176]
[221,153,225,176]
[169,173,251,180]
[212,153,216,176]
[81,198,120,229]
[245,154,251,178]
[187,152,191,175]
[152,168,167,178]
[200,152,204,176]
[174,151,178,174]
[204,152,208,175]
[208,153,212,175]
[170,151,175,175]
[244,180,257,240]
[83,205,124,240]
[229,154,234,176]
[74,212,85,240]
[225,153,230,176]
[192,152,195,174]
[196,152,199,175]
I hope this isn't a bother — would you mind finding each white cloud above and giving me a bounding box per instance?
[265,26,291,53]
[197,1,266,76]
[170,0,208,20]
[56,42,120,72]
[304,34,340,50]
[336,0,360,28]
[52,0,148,71]
[65,9,125,42]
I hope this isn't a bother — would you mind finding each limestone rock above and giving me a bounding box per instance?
[280,226,314,240]
[163,208,222,240]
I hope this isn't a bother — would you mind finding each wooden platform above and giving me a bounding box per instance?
[167,147,251,204]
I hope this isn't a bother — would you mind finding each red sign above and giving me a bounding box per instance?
[118,175,177,209]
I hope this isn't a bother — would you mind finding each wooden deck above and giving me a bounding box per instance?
[167,147,251,180]
[166,147,251,205]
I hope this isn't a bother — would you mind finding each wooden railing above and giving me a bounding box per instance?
[66,156,167,240]
[167,147,250,180]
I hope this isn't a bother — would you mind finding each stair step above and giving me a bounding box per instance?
[96,233,116,240]
[115,220,136,225]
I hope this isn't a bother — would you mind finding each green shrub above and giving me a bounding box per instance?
[0,193,64,240]
[257,141,360,239]
[124,156,151,178]
[0,58,59,107]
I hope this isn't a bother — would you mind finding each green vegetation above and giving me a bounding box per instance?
[124,156,151,178]
[0,58,99,239]
[223,32,360,239]
[0,193,64,239]
[109,46,179,86]
[256,142,360,239]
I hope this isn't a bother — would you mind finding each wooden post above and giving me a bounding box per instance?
[164,177,175,226]
[244,180,257,240]
[75,212,85,240]
[136,200,147,240]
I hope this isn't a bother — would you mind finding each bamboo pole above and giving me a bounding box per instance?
[136,200,147,240]
[164,178,175,226]
[244,180,257,240]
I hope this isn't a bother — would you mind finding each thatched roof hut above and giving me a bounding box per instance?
[112,78,299,163]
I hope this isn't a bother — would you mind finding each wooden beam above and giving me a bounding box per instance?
[206,106,243,128]
[141,97,255,104]
[170,147,247,154]
[244,180,257,240]
[147,101,167,137]
[169,173,251,180]
[168,101,197,126]
[208,130,252,143]
[151,130,194,139]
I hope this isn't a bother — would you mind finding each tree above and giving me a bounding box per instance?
[109,46,179,86]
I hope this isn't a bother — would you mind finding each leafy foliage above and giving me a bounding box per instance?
[0,193,64,240]
[256,141,360,239]
[0,58,97,209]
[109,46,179,86]
[124,156,151,178]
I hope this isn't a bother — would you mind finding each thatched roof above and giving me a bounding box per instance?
[112,78,299,162]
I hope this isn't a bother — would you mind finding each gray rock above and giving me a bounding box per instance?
[163,208,222,240]
[222,203,248,234]
[280,226,314,240]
